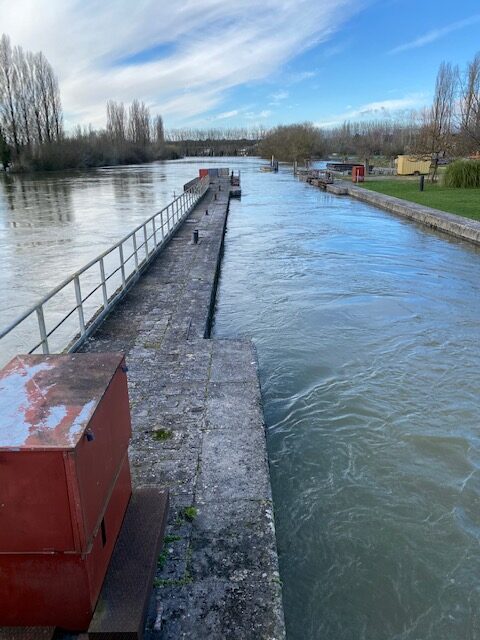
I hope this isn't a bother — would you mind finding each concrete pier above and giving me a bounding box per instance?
[80,178,286,639]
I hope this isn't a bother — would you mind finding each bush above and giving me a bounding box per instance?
[259,123,325,162]
[444,160,480,188]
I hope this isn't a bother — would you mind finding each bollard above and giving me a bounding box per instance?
[419,175,425,191]
[214,193,217,200]
[219,185,221,191]
[193,229,199,244]
[205,208,209,215]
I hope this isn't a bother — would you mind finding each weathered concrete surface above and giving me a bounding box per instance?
[325,183,348,195]
[78,179,285,639]
[345,183,480,246]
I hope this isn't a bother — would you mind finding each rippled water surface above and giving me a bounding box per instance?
[213,166,480,639]
[2,158,480,638]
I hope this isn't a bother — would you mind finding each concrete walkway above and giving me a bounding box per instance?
[80,179,285,639]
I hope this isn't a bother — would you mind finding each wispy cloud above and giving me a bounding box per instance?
[1,0,364,128]
[389,13,480,54]
[271,90,289,102]
[215,110,240,120]
[316,93,427,127]
[245,109,272,119]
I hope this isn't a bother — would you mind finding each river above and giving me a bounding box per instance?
[2,159,480,639]
[213,164,480,639]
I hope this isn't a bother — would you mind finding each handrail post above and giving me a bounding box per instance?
[160,210,165,239]
[73,275,86,335]
[153,217,157,247]
[119,244,126,288]
[99,258,108,309]
[132,233,139,271]
[143,224,148,260]
[36,305,49,354]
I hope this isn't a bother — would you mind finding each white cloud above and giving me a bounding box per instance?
[215,109,240,120]
[271,90,289,102]
[389,13,480,54]
[316,94,428,127]
[245,109,272,119]
[0,0,364,127]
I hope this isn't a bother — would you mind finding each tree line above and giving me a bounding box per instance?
[0,34,175,171]
[0,34,62,168]
[166,127,265,157]
[1,32,479,174]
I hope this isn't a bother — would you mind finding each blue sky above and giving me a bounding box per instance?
[1,0,480,130]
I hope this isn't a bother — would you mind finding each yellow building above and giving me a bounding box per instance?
[395,155,431,175]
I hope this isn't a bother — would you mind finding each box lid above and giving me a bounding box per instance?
[0,353,125,451]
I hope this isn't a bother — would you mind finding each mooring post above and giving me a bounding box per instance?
[205,208,209,216]
[193,229,199,244]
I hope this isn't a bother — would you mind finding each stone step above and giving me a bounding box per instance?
[88,487,169,640]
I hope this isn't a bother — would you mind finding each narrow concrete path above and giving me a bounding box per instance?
[80,179,285,639]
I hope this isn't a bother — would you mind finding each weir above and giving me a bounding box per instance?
[0,172,285,638]
[79,174,285,638]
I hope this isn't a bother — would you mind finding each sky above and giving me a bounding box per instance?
[1,0,480,131]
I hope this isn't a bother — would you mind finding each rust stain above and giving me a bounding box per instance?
[0,354,124,449]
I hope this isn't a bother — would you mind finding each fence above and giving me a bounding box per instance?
[0,175,209,360]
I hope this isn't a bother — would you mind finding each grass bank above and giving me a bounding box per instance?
[351,179,480,222]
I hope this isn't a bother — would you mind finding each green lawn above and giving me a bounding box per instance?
[351,179,480,221]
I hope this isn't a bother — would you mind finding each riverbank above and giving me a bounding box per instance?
[326,181,480,247]
[79,177,285,638]
[356,179,480,221]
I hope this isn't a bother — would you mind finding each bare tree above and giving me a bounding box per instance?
[0,34,20,153]
[459,52,480,152]
[414,62,457,181]
[128,99,151,148]
[259,123,324,162]
[13,46,35,148]
[153,114,164,145]
[107,100,127,144]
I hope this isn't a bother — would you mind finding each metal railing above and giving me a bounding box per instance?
[0,175,209,358]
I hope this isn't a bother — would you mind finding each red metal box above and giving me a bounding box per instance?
[352,165,365,182]
[0,353,133,630]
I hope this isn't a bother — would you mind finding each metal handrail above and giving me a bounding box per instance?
[0,175,209,357]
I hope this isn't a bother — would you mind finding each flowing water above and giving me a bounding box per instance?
[213,166,480,639]
[0,158,237,362]
[2,159,480,638]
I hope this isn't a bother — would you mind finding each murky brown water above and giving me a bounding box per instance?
[0,158,239,362]
[2,158,480,639]
[213,165,480,639]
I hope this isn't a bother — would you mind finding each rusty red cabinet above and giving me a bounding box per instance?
[0,353,133,630]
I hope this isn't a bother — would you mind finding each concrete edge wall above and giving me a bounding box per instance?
[204,194,231,339]
[203,186,287,637]
[325,182,480,247]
